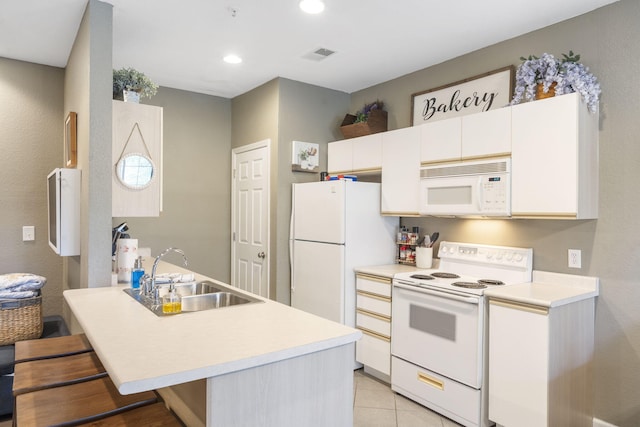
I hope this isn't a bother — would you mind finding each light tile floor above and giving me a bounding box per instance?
[354,369,462,427]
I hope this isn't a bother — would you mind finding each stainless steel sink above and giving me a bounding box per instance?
[181,292,256,311]
[155,280,228,298]
[123,280,261,316]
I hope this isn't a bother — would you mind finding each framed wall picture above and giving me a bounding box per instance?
[65,112,77,168]
[291,141,319,173]
[411,66,514,125]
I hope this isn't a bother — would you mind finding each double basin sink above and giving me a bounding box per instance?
[123,280,262,316]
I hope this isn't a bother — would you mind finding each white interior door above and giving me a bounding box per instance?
[231,140,270,298]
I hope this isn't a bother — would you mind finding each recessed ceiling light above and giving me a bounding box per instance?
[223,54,242,64]
[299,0,325,14]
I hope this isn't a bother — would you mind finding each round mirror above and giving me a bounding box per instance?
[116,153,155,190]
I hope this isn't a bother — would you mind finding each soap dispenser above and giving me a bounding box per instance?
[131,256,145,290]
[162,283,182,314]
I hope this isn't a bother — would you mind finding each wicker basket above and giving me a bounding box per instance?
[0,293,43,346]
[339,109,388,139]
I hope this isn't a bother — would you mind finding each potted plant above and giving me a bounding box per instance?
[511,51,601,113]
[340,100,388,139]
[113,67,159,102]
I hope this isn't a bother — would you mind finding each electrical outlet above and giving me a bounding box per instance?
[568,249,582,269]
[22,226,35,241]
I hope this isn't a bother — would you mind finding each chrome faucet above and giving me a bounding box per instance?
[140,247,188,305]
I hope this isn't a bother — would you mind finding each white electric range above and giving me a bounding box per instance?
[391,241,533,427]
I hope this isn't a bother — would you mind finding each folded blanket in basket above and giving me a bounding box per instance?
[0,273,46,297]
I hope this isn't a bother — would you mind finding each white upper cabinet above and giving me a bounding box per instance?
[381,126,421,216]
[511,93,598,219]
[327,139,352,173]
[352,133,383,172]
[112,100,163,217]
[420,107,510,165]
[461,107,511,160]
[327,133,383,174]
[419,117,461,164]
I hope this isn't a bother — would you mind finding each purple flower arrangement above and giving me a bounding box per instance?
[354,100,384,123]
[511,51,601,113]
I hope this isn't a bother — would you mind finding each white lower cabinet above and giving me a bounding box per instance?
[488,298,595,427]
[355,273,392,380]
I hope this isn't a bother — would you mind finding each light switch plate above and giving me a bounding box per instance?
[23,226,35,241]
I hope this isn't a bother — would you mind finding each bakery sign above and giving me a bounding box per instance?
[411,66,514,125]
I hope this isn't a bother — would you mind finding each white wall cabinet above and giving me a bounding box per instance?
[511,93,598,219]
[461,106,511,160]
[420,107,511,165]
[355,273,392,382]
[419,116,461,164]
[488,297,595,427]
[112,100,163,217]
[327,139,352,173]
[327,133,383,174]
[381,126,420,216]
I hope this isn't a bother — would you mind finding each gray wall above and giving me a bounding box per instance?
[115,87,232,281]
[63,0,113,296]
[0,59,65,316]
[352,0,639,424]
[231,78,349,302]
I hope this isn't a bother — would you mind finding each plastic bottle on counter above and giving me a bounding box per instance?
[162,283,182,314]
[131,256,144,289]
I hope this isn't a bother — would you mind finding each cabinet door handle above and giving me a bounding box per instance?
[489,298,549,315]
[356,273,391,284]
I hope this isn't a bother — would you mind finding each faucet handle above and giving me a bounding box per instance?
[140,274,152,294]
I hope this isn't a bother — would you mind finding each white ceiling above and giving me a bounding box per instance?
[1,0,618,99]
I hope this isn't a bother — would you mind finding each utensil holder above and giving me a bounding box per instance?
[416,247,433,269]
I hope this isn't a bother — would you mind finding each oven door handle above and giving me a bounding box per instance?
[394,282,480,304]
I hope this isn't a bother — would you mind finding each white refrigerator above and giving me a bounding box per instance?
[290,180,398,331]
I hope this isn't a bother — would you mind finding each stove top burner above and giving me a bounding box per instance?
[431,272,460,279]
[451,281,487,289]
[410,274,434,280]
[478,279,505,286]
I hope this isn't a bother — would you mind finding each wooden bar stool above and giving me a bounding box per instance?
[14,333,93,363]
[13,351,107,395]
[75,402,184,426]
[14,376,159,426]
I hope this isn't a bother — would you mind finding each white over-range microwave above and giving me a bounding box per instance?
[419,158,511,217]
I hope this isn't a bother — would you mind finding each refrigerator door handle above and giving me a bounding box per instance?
[290,185,295,291]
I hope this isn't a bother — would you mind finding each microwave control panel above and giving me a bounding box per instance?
[480,174,509,212]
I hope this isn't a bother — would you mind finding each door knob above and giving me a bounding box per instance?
[258,251,266,259]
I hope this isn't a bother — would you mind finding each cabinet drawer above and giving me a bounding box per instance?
[356,330,391,376]
[357,310,391,337]
[356,274,392,297]
[356,291,391,317]
[391,357,481,426]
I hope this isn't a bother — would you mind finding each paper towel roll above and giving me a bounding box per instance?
[116,238,138,283]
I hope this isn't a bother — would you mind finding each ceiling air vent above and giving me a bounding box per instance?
[303,47,336,61]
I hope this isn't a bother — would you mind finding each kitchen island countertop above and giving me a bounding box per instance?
[63,260,360,396]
